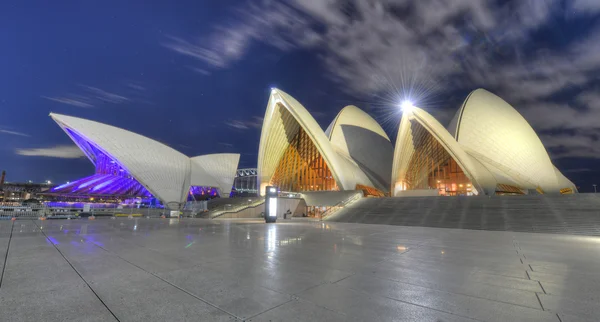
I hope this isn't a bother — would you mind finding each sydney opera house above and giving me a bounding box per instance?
[46,87,576,210]
[257,88,577,197]
[47,113,240,209]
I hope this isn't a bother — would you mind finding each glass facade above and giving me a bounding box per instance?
[403,120,474,196]
[233,169,258,195]
[270,127,338,192]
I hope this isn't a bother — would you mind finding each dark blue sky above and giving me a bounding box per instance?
[1,1,599,192]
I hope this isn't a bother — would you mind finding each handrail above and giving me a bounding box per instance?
[210,199,265,219]
[320,192,363,220]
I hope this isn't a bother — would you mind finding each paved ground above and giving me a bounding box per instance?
[0,218,598,322]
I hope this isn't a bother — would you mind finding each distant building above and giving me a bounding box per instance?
[233,168,258,196]
[47,114,240,209]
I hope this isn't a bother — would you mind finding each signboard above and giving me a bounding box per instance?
[265,186,278,223]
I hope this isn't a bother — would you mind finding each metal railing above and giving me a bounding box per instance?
[0,203,170,219]
[319,192,363,220]
[210,198,265,219]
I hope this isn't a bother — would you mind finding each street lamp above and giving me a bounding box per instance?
[593,184,597,193]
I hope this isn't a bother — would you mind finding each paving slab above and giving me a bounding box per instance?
[0,218,596,321]
[336,273,554,322]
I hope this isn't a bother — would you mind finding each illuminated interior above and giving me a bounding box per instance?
[495,184,526,195]
[356,184,386,197]
[48,128,219,202]
[269,126,338,192]
[559,187,574,194]
[403,120,474,196]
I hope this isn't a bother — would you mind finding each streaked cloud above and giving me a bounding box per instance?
[187,66,211,75]
[0,128,30,137]
[15,145,86,159]
[42,96,94,108]
[225,116,263,130]
[566,168,593,173]
[178,0,600,161]
[43,85,130,108]
[125,82,146,91]
[80,85,129,104]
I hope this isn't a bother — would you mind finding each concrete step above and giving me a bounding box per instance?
[326,194,600,236]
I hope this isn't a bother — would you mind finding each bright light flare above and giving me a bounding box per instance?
[400,100,414,112]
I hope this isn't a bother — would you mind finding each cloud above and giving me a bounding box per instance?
[43,85,130,108]
[126,82,146,91]
[225,116,263,130]
[42,96,94,108]
[308,110,327,118]
[178,0,600,160]
[15,145,86,159]
[0,129,30,137]
[187,66,211,75]
[218,142,234,148]
[566,168,593,173]
[80,85,129,104]
[540,132,600,159]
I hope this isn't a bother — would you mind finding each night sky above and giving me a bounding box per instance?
[1,1,599,192]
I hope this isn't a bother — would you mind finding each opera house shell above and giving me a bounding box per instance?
[392,89,577,196]
[48,113,240,209]
[257,88,576,198]
[257,89,393,196]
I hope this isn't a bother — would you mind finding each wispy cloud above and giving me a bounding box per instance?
[80,85,129,104]
[566,168,593,173]
[178,144,194,150]
[125,82,146,91]
[187,66,211,75]
[15,145,85,159]
[218,142,234,148]
[180,1,600,160]
[162,36,235,68]
[0,128,30,137]
[308,110,327,119]
[225,116,263,130]
[42,96,94,108]
[43,85,130,108]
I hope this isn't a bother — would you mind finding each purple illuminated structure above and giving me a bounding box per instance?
[47,129,218,203]
[49,129,154,199]
[188,185,220,201]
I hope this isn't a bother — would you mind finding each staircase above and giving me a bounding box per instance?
[208,197,265,219]
[325,194,600,236]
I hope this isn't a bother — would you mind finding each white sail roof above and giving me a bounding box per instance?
[256,89,378,195]
[451,89,569,193]
[50,113,240,207]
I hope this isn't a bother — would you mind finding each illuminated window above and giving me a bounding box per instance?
[356,184,386,197]
[496,184,525,195]
[270,126,338,192]
[559,187,574,194]
[404,120,473,196]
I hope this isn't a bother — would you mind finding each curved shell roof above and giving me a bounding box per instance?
[256,89,378,195]
[451,89,562,192]
[190,153,240,197]
[50,113,239,206]
[392,106,487,196]
[327,105,393,191]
